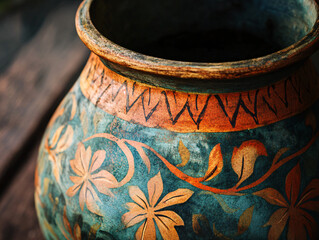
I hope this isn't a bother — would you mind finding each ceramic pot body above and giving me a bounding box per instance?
[36,0,319,239]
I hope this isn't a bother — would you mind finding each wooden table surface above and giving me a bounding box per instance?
[1,1,319,240]
[0,1,88,239]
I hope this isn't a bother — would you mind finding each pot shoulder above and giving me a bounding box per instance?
[35,63,319,239]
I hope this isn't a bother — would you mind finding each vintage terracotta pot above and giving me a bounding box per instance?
[36,0,319,239]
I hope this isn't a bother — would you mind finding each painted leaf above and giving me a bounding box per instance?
[147,172,163,207]
[79,182,87,211]
[48,149,57,163]
[213,223,233,240]
[70,176,82,185]
[155,188,194,210]
[177,140,190,167]
[53,155,62,182]
[57,219,70,240]
[122,170,190,240]
[126,202,144,212]
[43,178,51,196]
[298,209,319,240]
[286,163,301,206]
[89,150,106,173]
[43,217,59,239]
[231,140,267,187]
[63,206,72,237]
[253,188,288,207]
[272,147,289,165]
[85,182,102,216]
[299,201,319,212]
[48,107,64,127]
[70,94,77,120]
[237,206,254,235]
[287,213,308,240]
[122,203,146,228]
[136,146,151,173]
[80,109,89,137]
[93,112,104,133]
[154,210,184,240]
[81,143,91,172]
[203,144,223,182]
[50,125,64,148]
[192,214,212,236]
[92,170,119,194]
[299,179,319,203]
[135,218,156,240]
[265,208,289,240]
[73,223,81,240]
[305,111,317,133]
[128,186,149,209]
[199,191,238,214]
[88,223,101,240]
[56,125,74,152]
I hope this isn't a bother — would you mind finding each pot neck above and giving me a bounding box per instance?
[100,57,307,94]
[79,54,319,132]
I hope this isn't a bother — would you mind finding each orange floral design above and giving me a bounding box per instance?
[57,207,82,240]
[46,124,74,182]
[254,163,319,240]
[122,172,193,240]
[66,142,119,215]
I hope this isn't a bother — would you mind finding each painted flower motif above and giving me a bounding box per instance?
[57,207,82,240]
[46,124,74,182]
[254,163,319,240]
[122,172,193,240]
[57,206,101,240]
[66,142,119,215]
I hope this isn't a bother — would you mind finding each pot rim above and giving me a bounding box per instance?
[76,0,319,80]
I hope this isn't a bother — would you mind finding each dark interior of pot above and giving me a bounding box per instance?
[90,0,317,63]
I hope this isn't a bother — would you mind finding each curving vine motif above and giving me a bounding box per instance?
[73,129,319,197]
[36,84,319,240]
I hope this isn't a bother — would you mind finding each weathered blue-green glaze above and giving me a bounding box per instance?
[36,79,319,240]
[35,63,319,239]
[36,0,319,239]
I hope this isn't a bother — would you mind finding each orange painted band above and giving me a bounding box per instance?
[80,54,319,133]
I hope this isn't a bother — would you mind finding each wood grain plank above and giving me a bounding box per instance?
[0,141,43,240]
[0,2,88,182]
[0,0,81,70]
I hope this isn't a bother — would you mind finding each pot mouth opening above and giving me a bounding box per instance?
[76,0,319,80]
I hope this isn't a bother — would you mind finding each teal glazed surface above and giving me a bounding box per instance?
[35,79,319,239]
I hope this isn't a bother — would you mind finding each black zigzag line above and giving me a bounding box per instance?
[272,79,289,108]
[187,95,212,129]
[163,91,189,125]
[215,90,259,128]
[95,80,112,106]
[126,86,148,113]
[141,90,162,122]
[288,76,303,104]
[111,80,126,101]
[262,96,278,116]
[239,90,259,124]
[215,95,241,128]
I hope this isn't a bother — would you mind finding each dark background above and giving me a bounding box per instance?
[0,0,88,239]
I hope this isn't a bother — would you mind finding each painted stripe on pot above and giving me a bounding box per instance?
[79,54,319,133]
